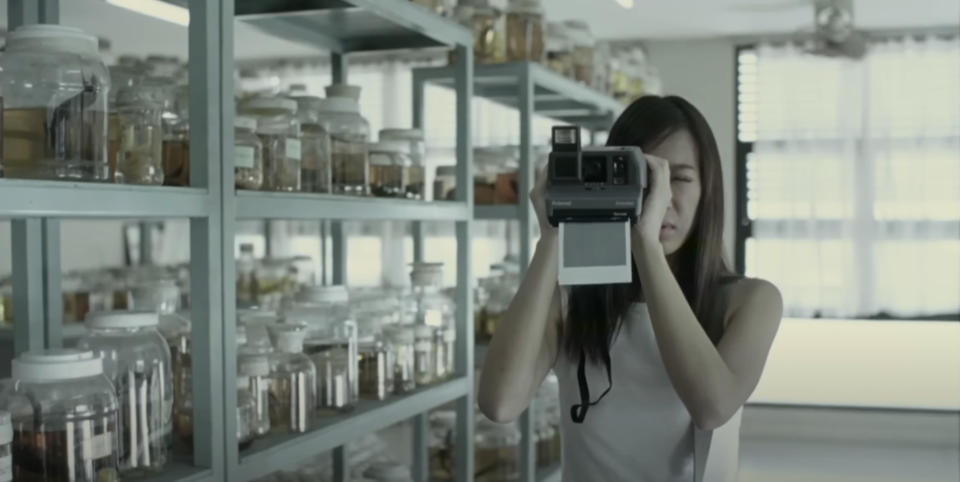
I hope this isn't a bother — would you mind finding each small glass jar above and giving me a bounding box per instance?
[368,141,411,198]
[129,279,182,314]
[288,284,358,403]
[384,325,416,394]
[236,374,257,452]
[316,96,370,196]
[113,84,164,185]
[0,411,11,482]
[266,324,316,433]
[9,350,120,481]
[434,165,457,201]
[546,22,575,78]
[238,348,272,437]
[306,340,352,414]
[413,324,436,386]
[506,0,545,63]
[240,97,302,192]
[357,339,394,401]
[159,82,190,187]
[475,418,521,482]
[76,311,173,475]
[379,128,425,200]
[255,258,296,311]
[435,326,456,381]
[235,115,265,190]
[292,96,333,194]
[564,20,596,87]
[0,25,109,181]
[363,461,414,482]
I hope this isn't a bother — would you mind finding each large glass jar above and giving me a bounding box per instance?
[160,83,190,187]
[506,0,545,63]
[546,22,575,78]
[433,165,457,201]
[61,274,114,323]
[76,311,172,475]
[564,20,596,87]
[379,129,425,200]
[113,84,164,185]
[0,411,10,482]
[305,340,352,414]
[266,324,315,433]
[287,284,358,402]
[384,325,416,394]
[8,350,120,481]
[292,96,332,194]
[238,348,272,437]
[357,339,394,401]
[413,324,436,386]
[458,3,506,64]
[235,116,264,190]
[475,417,521,482]
[316,96,369,196]
[0,25,109,181]
[240,97,302,192]
[368,141,411,198]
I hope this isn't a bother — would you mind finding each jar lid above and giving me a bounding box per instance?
[369,140,410,155]
[442,327,457,342]
[379,128,424,141]
[240,96,298,115]
[325,84,362,101]
[0,411,10,445]
[414,324,436,338]
[362,462,412,481]
[385,325,415,344]
[235,116,257,131]
[508,0,543,15]
[7,24,98,54]
[12,349,104,382]
[410,262,444,286]
[86,310,159,329]
[318,97,361,114]
[268,324,308,353]
[238,352,271,376]
[296,284,349,304]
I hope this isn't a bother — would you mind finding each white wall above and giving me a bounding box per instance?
[644,39,738,265]
[0,221,126,276]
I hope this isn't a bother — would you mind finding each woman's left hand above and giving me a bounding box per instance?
[633,154,672,247]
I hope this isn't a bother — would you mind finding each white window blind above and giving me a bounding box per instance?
[737,36,960,319]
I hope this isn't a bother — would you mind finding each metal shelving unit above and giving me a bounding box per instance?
[413,60,621,482]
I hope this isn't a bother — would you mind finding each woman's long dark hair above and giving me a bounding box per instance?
[564,95,739,364]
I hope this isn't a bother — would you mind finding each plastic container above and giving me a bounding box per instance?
[292,96,332,193]
[316,96,370,196]
[238,348,272,437]
[384,325,416,394]
[113,84,164,185]
[0,25,110,181]
[379,128,425,199]
[434,166,457,201]
[475,418,521,482]
[240,97,302,192]
[266,324,316,433]
[8,349,120,481]
[564,20,596,86]
[357,339,394,401]
[235,116,265,190]
[413,324,436,386]
[363,461,414,482]
[546,22,575,79]
[75,311,172,474]
[506,0,545,63]
[368,141,411,198]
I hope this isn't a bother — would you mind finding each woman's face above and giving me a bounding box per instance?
[646,129,701,255]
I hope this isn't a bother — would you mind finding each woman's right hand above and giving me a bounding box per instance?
[530,165,558,239]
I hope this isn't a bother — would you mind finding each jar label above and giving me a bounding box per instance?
[285,138,302,161]
[0,455,10,482]
[235,146,256,169]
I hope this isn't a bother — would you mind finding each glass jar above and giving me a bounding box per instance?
[413,324,436,386]
[564,20,596,86]
[475,417,521,482]
[61,274,114,323]
[465,3,506,64]
[287,284,358,402]
[160,83,190,187]
[435,326,456,381]
[240,97,302,192]
[428,410,456,481]
[0,283,12,325]
[473,147,501,205]
[113,84,164,185]
[238,348,272,438]
[410,262,454,328]
[235,115,265,190]
[8,350,120,481]
[379,129,425,200]
[506,0,545,63]
[76,311,173,475]
[325,84,361,102]
[292,96,332,194]
[255,258,296,311]
[546,22,575,78]
[433,166,457,201]
[305,340,352,414]
[316,97,370,196]
[368,141,411,198]
[0,411,10,482]
[0,25,109,181]
[384,325,416,394]
[363,461,414,482]
[236,375,257,452]
[129,279,182,314]
[357,339,393,401]
[236,244,257,308]
[473,283,490,343]
[266,324,316,433]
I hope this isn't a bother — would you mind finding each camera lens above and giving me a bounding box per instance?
[581,155,606,183]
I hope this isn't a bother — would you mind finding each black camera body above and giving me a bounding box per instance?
[546,126,648,227]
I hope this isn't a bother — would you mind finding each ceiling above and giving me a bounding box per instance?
[1,0,957,61]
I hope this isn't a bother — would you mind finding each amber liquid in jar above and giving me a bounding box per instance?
[13,416,120,482]
[2,106,108,181]
[330,136,368,196]
[406,164,425,200]
[369,163,405,198]
[300,124,331,193]
[162,137,190,187]
[506,13,545,62]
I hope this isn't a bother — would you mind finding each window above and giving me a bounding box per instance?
[735,37,960,320]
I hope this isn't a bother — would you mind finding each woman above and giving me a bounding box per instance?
[478,95,783,482]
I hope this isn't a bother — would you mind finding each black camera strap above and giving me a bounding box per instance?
[570,347,613,423]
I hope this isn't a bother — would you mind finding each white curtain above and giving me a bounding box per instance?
[743,36,960,318]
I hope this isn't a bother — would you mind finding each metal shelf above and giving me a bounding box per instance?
[237,377,470,481]
[474,204,520,221]
[0,180,211,219]
[236,191,471,221]
[414,61,622,129]
[235,0,472,52]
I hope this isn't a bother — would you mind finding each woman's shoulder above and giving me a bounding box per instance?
[719,275,782,328]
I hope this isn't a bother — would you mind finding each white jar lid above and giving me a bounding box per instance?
[369,140,410,155]
[296,284,348,304]
[235,116,257,131]
[238,353,271,377]
[386,325,416,344]
[508,0,543,15]
[318,97,360,114]
[363,462,412,481]
[86,310,159,329]
[0,411,10,445]
[325,84,362,101]
[13,349,104,382]
[379,128,424,141]
[414,324,436,338]
[241,96,298,115]
[7,24,98,54]
[268,324,307,353]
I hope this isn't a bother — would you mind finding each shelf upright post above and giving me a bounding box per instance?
[517,63,537,482]
[453,42,476,482]
[330,53,349,286]
[10,219,45,357]
[410,70,427,263]
[187,0,227,478]
[41,220,62,348]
